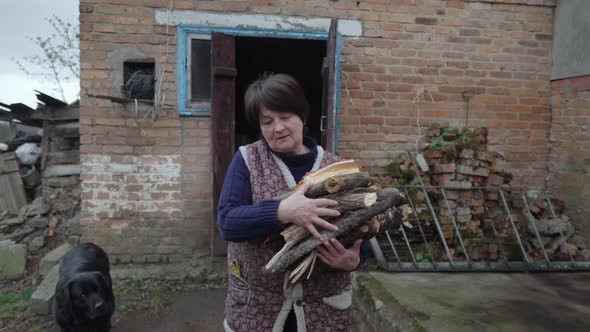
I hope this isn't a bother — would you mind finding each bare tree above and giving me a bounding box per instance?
[13,15,79,101]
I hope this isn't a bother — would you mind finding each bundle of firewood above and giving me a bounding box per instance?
[265,160,405,283]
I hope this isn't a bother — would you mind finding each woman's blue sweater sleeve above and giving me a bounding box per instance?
[217,152,282,242]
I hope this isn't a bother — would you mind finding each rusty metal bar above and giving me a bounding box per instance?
[522,194,551,266]
[374,184,589,272]
[545,193,577,269]
[499,189,530,265]
[369,237,387,268]
[403,188,438,267]
[478,188,509,266]
[441,188,470,263]
[382,261,590,272]
[409,154,455,268]
[385,230,402,267]
[399,224,418,268]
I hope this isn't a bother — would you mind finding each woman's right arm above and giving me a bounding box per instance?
[217,153,282,242]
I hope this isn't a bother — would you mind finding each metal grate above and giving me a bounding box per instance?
[370,156,590,272]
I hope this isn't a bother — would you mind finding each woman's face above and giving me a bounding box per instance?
[259,105,306,154]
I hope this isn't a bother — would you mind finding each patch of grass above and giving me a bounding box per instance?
[0,288,33,319]
[30,324,44,332]
[111,275,221,315]
[415,251,430,264]
[113,276,173,313]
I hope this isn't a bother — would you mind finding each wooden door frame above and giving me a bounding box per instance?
[177,24,342,138]
[177,25,342,256]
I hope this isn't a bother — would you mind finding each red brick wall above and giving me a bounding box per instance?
[335,0,554,188]
[79,0,556,260]
[548,76,590,239]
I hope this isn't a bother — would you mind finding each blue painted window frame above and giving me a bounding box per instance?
[176,24,341,151]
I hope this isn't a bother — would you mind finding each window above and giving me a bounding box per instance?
[123,59,155,100]
[187,34,211,111]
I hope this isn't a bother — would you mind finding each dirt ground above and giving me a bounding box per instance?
[0,276,226,332]
[1,276,370,332]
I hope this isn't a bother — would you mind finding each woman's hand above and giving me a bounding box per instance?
[318,238,362,271]
[277,181,340,241]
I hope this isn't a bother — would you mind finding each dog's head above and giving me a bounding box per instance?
[55,272,114,323]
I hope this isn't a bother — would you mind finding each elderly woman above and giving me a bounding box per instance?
[218,73,368,332]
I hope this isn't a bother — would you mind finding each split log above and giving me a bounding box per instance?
[292,206,405,280]
[336,207,403,247]
[276,172,370,200]
[325,189,378,214]
[269,189,379,268]
[266,188,403,273]
[306,172,371,198]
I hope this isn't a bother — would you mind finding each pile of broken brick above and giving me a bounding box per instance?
[371,125,589,263]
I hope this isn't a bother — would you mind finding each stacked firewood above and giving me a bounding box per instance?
[265,160,405,283]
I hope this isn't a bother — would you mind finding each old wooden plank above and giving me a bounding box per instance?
[1,175,27,213]
[0,152,20,173]
[321,19,337,152]
[43,176,80,188]
[46,150,80,166]
[43,164,81,177]
[44,122,79,138]
[40,122,49,171]
[210,32,236,257]
[30,107,79,121]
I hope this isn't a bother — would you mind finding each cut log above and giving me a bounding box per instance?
[266,188,403,273]
[278,212,386,280]
[336,215,383,246]
[325,190,378,214]
[266,189,380,269]
[301,207,403,277]
[301,159,362,185]
[306,172,371,198]
[275,172,369,201]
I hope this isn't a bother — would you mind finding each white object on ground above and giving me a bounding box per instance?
[15,143,42,165]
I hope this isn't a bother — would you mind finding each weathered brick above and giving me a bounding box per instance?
[441,181,473,190]
[78,0,559,259]
[487,174,505,187]
[457,165,490,177]
[434,163,457,174]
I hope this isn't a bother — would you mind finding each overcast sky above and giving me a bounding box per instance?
[0,0,79,108]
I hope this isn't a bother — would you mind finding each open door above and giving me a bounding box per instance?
[321,19,338,153]
[211,32,236,256]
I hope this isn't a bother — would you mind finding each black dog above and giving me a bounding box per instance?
[52,242,115,332]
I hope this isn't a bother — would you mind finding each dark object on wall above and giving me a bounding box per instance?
[52,243,115,332]
[124,70,155,100]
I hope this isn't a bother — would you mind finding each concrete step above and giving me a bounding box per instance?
[39,243,71,276]
[352,272,425,332]
[30,263,60,315]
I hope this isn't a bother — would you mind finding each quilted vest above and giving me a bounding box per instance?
[224,139,352,332]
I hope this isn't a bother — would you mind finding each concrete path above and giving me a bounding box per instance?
[109,287,373,332]
[112,288,227,332]
[41,272,589,332]
[354,272,590,332]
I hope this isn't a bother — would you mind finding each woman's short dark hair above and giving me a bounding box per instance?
[244,73,310,129]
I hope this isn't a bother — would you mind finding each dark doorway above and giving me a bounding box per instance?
[234,37,327,149]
